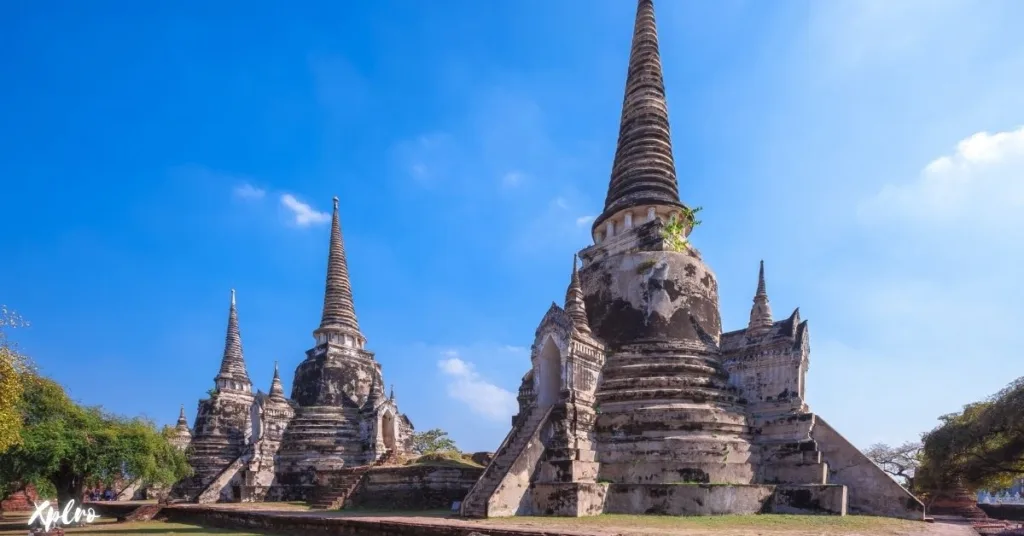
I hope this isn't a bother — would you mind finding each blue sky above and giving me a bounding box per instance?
[2,0,1023,453]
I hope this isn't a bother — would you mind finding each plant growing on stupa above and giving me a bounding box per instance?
[660,206,703,252]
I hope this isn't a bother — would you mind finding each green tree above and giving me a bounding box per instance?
[0,374,192,506]
[918,377,1024,492]
[411,428,458,454]
[864,441,922,491]
[0,305,32,453]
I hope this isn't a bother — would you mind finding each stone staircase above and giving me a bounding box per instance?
[195,447,253,504]
[308,450,392,510]
[124,504,163,522]
[460,406,551,518]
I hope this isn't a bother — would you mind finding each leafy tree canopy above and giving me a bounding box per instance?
[411,428,459,454]
[0,372,192,505]
[0,305,33,453]
[917,376,1024,492]
[864,441,922,491]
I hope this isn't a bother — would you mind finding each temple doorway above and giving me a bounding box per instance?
[381,411,396,452]
[537,338,562,408]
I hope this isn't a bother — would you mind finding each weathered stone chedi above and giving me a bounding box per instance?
[174,197,413,504]
[461,0,925,520]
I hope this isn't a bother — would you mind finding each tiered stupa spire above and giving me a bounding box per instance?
[564,255,591,334]
[747,260,774,335]
[176,405,189,430]
[215,289,251,390]
[314,196,364,346]
[593,0,686,235]
[269,361,286,400]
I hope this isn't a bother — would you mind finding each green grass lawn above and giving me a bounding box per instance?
[0,513,279,536]
[2,508,942,536]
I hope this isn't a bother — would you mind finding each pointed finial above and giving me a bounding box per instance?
[748,259,773,335]
[565,253,591,334]
[592,0,686,236]
[316,194,362,339]
[216,287,251,388]
[756,260,767,297]
[389,384,395,401]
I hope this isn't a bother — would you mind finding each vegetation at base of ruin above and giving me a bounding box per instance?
[0,306,33,454]
[864,441,922,491]
[916,375,1024,493]
[0,368,193,507]
[405,450,482,468]
[409,427,459,455]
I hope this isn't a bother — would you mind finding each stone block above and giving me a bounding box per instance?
[771,485,847,515]
[531,482,608,517]
[604,483,776,516]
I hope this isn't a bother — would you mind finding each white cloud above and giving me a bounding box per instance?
[575,215,595,227]
[280,194,331,227]
[501,171,525,188]
[394,133,455,185]
[233,183,266,200]
[858,126,1024,227]
[501,345,528,354]
[552,197,569,210]
[437,352,517,422]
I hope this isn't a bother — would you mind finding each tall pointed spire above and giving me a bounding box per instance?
[564,255,591,334]
[315,196,363,343]
[593,0,685,235]
[176,404,189,429]
[747,260,774,335]
[215,289,251,389]
[269,361,286,400]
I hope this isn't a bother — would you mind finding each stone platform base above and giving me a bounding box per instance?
[531,483,847,517]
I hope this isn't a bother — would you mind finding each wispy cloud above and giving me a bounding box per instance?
[394,133,455,185]
[233,183,266,201]
[501,171,525,188]
[858,126,1024,228]
[280,194,331,227]
[575,215,595,227]
[437,351,517,422]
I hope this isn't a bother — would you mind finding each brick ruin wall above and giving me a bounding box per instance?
[348,465,483,510]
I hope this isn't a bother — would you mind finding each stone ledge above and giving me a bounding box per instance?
[595,483,846,517]
[159,505,594,536]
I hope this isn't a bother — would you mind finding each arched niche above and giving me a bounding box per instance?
[381,410,397,452]
[536,336,563,408]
